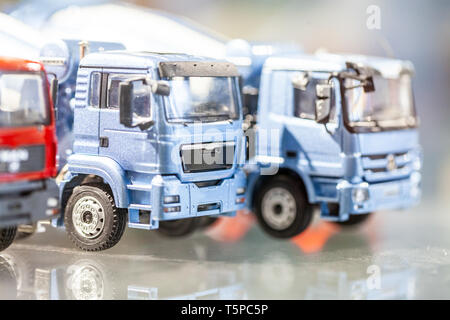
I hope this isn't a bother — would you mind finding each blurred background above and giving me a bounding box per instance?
[1,0,448,202]
[0,0,449,300]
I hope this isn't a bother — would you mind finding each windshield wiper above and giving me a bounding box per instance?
[350,120,378,127]
[185,114,231,122]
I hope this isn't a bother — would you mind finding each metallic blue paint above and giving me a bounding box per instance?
[239,49,422,222]
[55,49,246,230]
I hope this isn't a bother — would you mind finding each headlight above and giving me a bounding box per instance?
[410,172,421,198]
[47,197,58,208]
[352,188,369,204]
[235,197,246,204]
[413,157,422,171]
[163,206,181,213]
[236,187,246,195]
[163,195,180,204]
[411,171,421,185]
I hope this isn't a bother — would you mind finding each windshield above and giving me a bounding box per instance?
[345,74,416,130]
[165,76,239,123]
[0,72,49,128]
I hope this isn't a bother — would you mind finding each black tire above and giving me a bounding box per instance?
[0,227,17,251]
[64,184,127,251]
[335,213,371,227]
[255,175,313,238]
[196,216,218,230]
[0,256,17,299]
[157,218,199,237]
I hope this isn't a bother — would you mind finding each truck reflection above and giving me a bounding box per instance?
[0,245,419,300]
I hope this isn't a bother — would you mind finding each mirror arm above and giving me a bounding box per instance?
[138,120,155,131]
[47,72,59,120]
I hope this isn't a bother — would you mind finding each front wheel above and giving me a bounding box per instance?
[196,217,218,230]
[0,227,17,251]
[64,184,127,251]
[255,175,313,239]
[157,218,199,237]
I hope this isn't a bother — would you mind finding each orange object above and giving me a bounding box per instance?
[205,210,255,243]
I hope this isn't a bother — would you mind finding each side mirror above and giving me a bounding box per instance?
[292,72,310,91]
[363,76,375,93]
[50,78,58,106]
[151,80,170,96]
[119,80,154,130]
[119,82,133,128]
[315,84,332,124]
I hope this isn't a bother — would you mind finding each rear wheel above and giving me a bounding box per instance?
[0,227,17,251]
[64,184,127,251]
[255,175,313,238]
[157,218,199,237]
[336,213,372,227]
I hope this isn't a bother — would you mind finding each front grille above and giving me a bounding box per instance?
[367,151,408,161]
[194,180,222,188]
[181,142,235,173]
[0,213,30,224]
[0,145,45,174]
[362,151,412,182]
[369,164,407,173]
[197,203,221,212]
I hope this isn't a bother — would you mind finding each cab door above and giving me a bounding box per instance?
[98,68,157,172]
[281,71,343,178]
[72,68,101,158]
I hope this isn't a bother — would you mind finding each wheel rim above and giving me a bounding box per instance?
[261,187,297,231]
[68,263,104,300]
[72,196,105,239]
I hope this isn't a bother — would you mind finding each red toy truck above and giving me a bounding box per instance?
[0,56,59,251]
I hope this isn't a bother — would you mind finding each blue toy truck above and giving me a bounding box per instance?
[43,45,246,251]
[235,50,422,238]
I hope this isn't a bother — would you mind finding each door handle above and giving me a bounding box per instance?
[99,137,109,148]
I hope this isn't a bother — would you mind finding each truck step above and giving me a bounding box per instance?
[127,184,152,191]
[128,222,153,230]
[129,204,152,211]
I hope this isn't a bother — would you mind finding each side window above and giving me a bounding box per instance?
[106,74,134,109]
[89,72,101,107]
[293,77,320,120]
[293,75,336,122]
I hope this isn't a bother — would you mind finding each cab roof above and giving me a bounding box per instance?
[80,51,231,69]
[264,52,414,79]
[0,56,44,73]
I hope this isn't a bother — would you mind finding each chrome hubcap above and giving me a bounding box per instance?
[261,187,297,230]
[68,262,104,300]
[72,196,105,239]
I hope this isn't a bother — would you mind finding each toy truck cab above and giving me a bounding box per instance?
[59,51,246,251]
[246,53,422,237]
[0,57,59,251]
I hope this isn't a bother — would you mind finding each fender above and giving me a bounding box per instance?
[66,154,130,208]
[278,163,317,203]
[246,162,316,208]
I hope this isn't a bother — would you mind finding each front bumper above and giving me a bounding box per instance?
[337,171,421,220]
[128,169,247,228]
[0,179,59,228]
